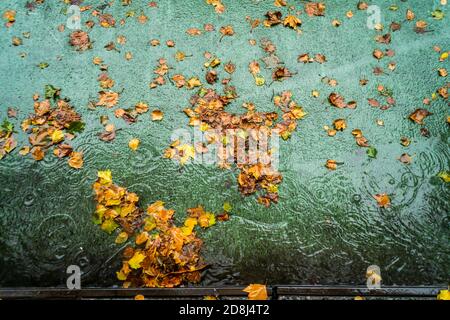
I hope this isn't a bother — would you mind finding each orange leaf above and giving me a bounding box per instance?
[243,284,268,300]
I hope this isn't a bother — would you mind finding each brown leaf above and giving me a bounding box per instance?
[186,28,202,36]
[399,153,412,164]
[7,107,17,118]
[304,2,326,17]
[329,93,346,108]
[53,143,73,158]
[367,98,380,108]
[390,22,401,32]
[264,11,282,26]
[205,70,218,84]
[31,146,45,161]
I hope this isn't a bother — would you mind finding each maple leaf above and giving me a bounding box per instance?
[283,15,301,29]
[96,91,119,108]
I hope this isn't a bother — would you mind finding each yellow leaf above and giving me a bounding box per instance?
[151,109,163,121]
[101,219,119,234]
[437,171,450,183]
[134,294,145,300]
[243,284,268,300]
[223,202,232,212]
[129,138,140,151]
[186,77,202,89]
[92,56,103,65]
[283,15,301,29]
[3,10,16,23]
[184,216,198,228]
[98,170,112,185]
[291,107,306,120]
[51,129,64,143]
[115,231,128,244]
[128,251,145,269]
[198,212,215,228]
[175,51,186,61]
[437,289,450,300]
[19,146,30,156]
[254,75,265,86]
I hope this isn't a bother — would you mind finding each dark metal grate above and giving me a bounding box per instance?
[0,286,441,300]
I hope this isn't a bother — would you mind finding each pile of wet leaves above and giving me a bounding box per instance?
[93,170,225,288]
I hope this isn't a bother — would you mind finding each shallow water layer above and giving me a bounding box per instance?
[0,0,449,287]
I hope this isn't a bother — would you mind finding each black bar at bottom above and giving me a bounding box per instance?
[0,286,443,299]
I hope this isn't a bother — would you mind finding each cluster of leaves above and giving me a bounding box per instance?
[0,120,16,160]
[165,85,305,206]
[20,85,85,168]
[92,171,224,287]
[250,38,295,85]
[263,10,301,30]
[149,58,170,89]
[92,170,144,235]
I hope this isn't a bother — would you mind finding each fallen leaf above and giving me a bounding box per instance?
[243,284,268,300]
[373,193,390,208]
[129,138,140,151]
[399,153,412,164]
[329,93,346,108]
[283,15,301,29]
[68,151,83,169]
[151,110,163,121]
[409,109,432,124]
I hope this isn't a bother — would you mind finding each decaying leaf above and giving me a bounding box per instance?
[399,153,412,164]
[69,30,92,51]
[329,93,346,108]
[409,109,432,125]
